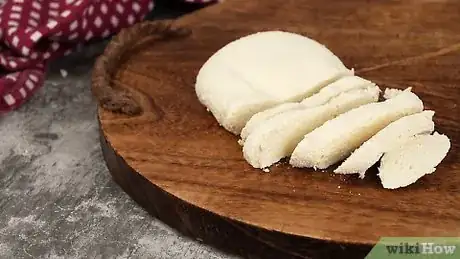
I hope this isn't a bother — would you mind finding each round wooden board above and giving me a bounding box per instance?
[95,1,460,258]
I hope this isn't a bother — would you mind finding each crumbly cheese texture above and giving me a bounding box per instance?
[383,87,412,99]
[242,86,380,169]
[240,102,303,142]
[240,75,374,143]
[300,75,374,108]
[378,132,451,189]
[334,110,435,178]
[290,88,424,169]
[195,31,353,134]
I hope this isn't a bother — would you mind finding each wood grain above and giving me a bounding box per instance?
[95,0,460,258]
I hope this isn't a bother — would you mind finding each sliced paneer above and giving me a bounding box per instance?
[196,31,353,134]
[300,75,375,108]
[240,75,376,143]
[334,111,435,178]
[240,103,303,143]
[242,85,380,168]
[378,132,451,189]
[290,88,424,169]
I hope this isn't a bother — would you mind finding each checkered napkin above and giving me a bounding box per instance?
[0,0,215,113]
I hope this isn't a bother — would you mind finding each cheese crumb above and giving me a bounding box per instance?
[60,69,68,78]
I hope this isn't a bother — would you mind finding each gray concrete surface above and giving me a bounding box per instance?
[0,41,237,259]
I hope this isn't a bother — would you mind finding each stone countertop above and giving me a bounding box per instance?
[0,4,237,259]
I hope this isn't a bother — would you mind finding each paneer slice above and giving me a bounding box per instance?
[378,132,451,189]
[243,85,379,169]
[240,103,304,143]
[334,111,435,178]
[300,75,375,108]
[240,75,375,143]
[195,31,353,134]
[290,88,424,169]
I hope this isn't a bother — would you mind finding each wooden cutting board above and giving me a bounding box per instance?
[94,0,460,258]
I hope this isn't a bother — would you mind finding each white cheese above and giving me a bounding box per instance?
[195,31,353,134]
[378,132,451,189]
[300,75,375,108]
[334,110,435,178]
[383,87,412,99]
[240,75,374,143]
[290,88,424,169]
[240,102,304,143]
[242,85,379,169]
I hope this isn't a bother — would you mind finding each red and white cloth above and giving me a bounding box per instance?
[0,0,216,114]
